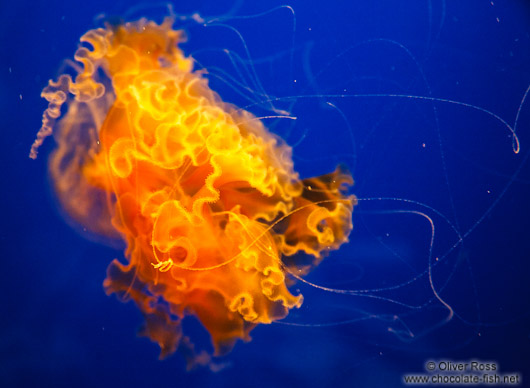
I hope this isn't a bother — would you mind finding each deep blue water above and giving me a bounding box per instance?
[1,1,530,387]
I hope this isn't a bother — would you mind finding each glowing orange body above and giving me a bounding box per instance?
[31,18,355,366]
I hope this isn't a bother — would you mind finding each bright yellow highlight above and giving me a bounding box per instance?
[30,17,356,367]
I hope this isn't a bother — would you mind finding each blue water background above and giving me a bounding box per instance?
[1,1,530,387]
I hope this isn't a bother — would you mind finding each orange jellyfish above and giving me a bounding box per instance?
[30,17,356,367]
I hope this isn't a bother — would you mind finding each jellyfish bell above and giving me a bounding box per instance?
[29,13,356,368]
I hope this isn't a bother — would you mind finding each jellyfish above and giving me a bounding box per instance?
[29,16,356,367]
